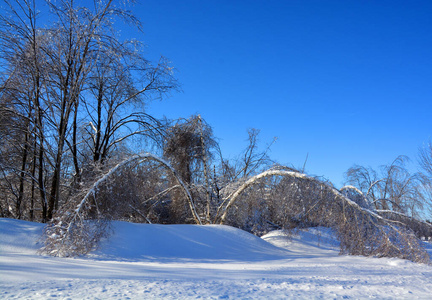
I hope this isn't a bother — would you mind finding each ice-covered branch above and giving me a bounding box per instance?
[74,153,201,224]
[218,169,380,224]
[42,153,202,257]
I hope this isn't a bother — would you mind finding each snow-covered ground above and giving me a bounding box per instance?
[1,218,432,299]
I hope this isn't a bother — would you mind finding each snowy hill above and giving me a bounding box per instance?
[89,222,291,262]
[1,218,432,299]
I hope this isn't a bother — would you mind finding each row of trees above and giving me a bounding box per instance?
[1,0,432,263]
[0,0,176,221]
[345,155,432,219]
[0,0,277,227]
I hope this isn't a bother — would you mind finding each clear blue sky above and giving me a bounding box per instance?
[130,0,431,187]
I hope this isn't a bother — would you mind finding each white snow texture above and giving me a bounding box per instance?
[1,218,432,299]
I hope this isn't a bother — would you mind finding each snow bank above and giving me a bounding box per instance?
[262,227,340,257]
[0,218,44,255]
[90,221,290,262]
[1,218,432,299]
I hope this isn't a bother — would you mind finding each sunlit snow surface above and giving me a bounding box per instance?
[1,218,432,299]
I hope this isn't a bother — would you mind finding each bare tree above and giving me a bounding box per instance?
[83,48,176,167]
[345,156,426,218]
[237,128,276,178]
[217,129,276,185]
[215,167,430,263]
[419,141,432,177]
[0,0,178,222]
[0,0,49,220]
[163,115,217,223]
[40,153,201,257]
[419,141,432,219]
[41,0,122,219]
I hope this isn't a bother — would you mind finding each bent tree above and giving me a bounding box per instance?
[216,168,430,263]
[41,153,201,257]
[42,155,431,263]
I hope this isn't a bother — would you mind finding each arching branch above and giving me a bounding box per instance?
[340,185,365,196]
[217,169,381,224]
[41,153,201,257]
[340,185,375,210]
[214,168,430,263]
[75,153,201,225]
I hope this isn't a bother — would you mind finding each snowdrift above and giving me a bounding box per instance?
[90,221,291,262]
[2,218,432,299]
[1,218,429,261]
[0,218,44,254]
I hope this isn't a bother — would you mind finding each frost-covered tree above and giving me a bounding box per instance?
[0,0,49,220]
[419,141,432,219]
[215,167,431,263]
[163,115,217,223]
[344,156,426,218]
[0,0,177,221]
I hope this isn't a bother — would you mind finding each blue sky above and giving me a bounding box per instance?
[130,0,431,187]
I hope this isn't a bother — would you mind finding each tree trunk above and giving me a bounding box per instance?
[72,100,81,183]
[16,132,30,219]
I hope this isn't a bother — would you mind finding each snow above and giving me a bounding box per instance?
[90,222,289,262]
[1,218,432,299]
